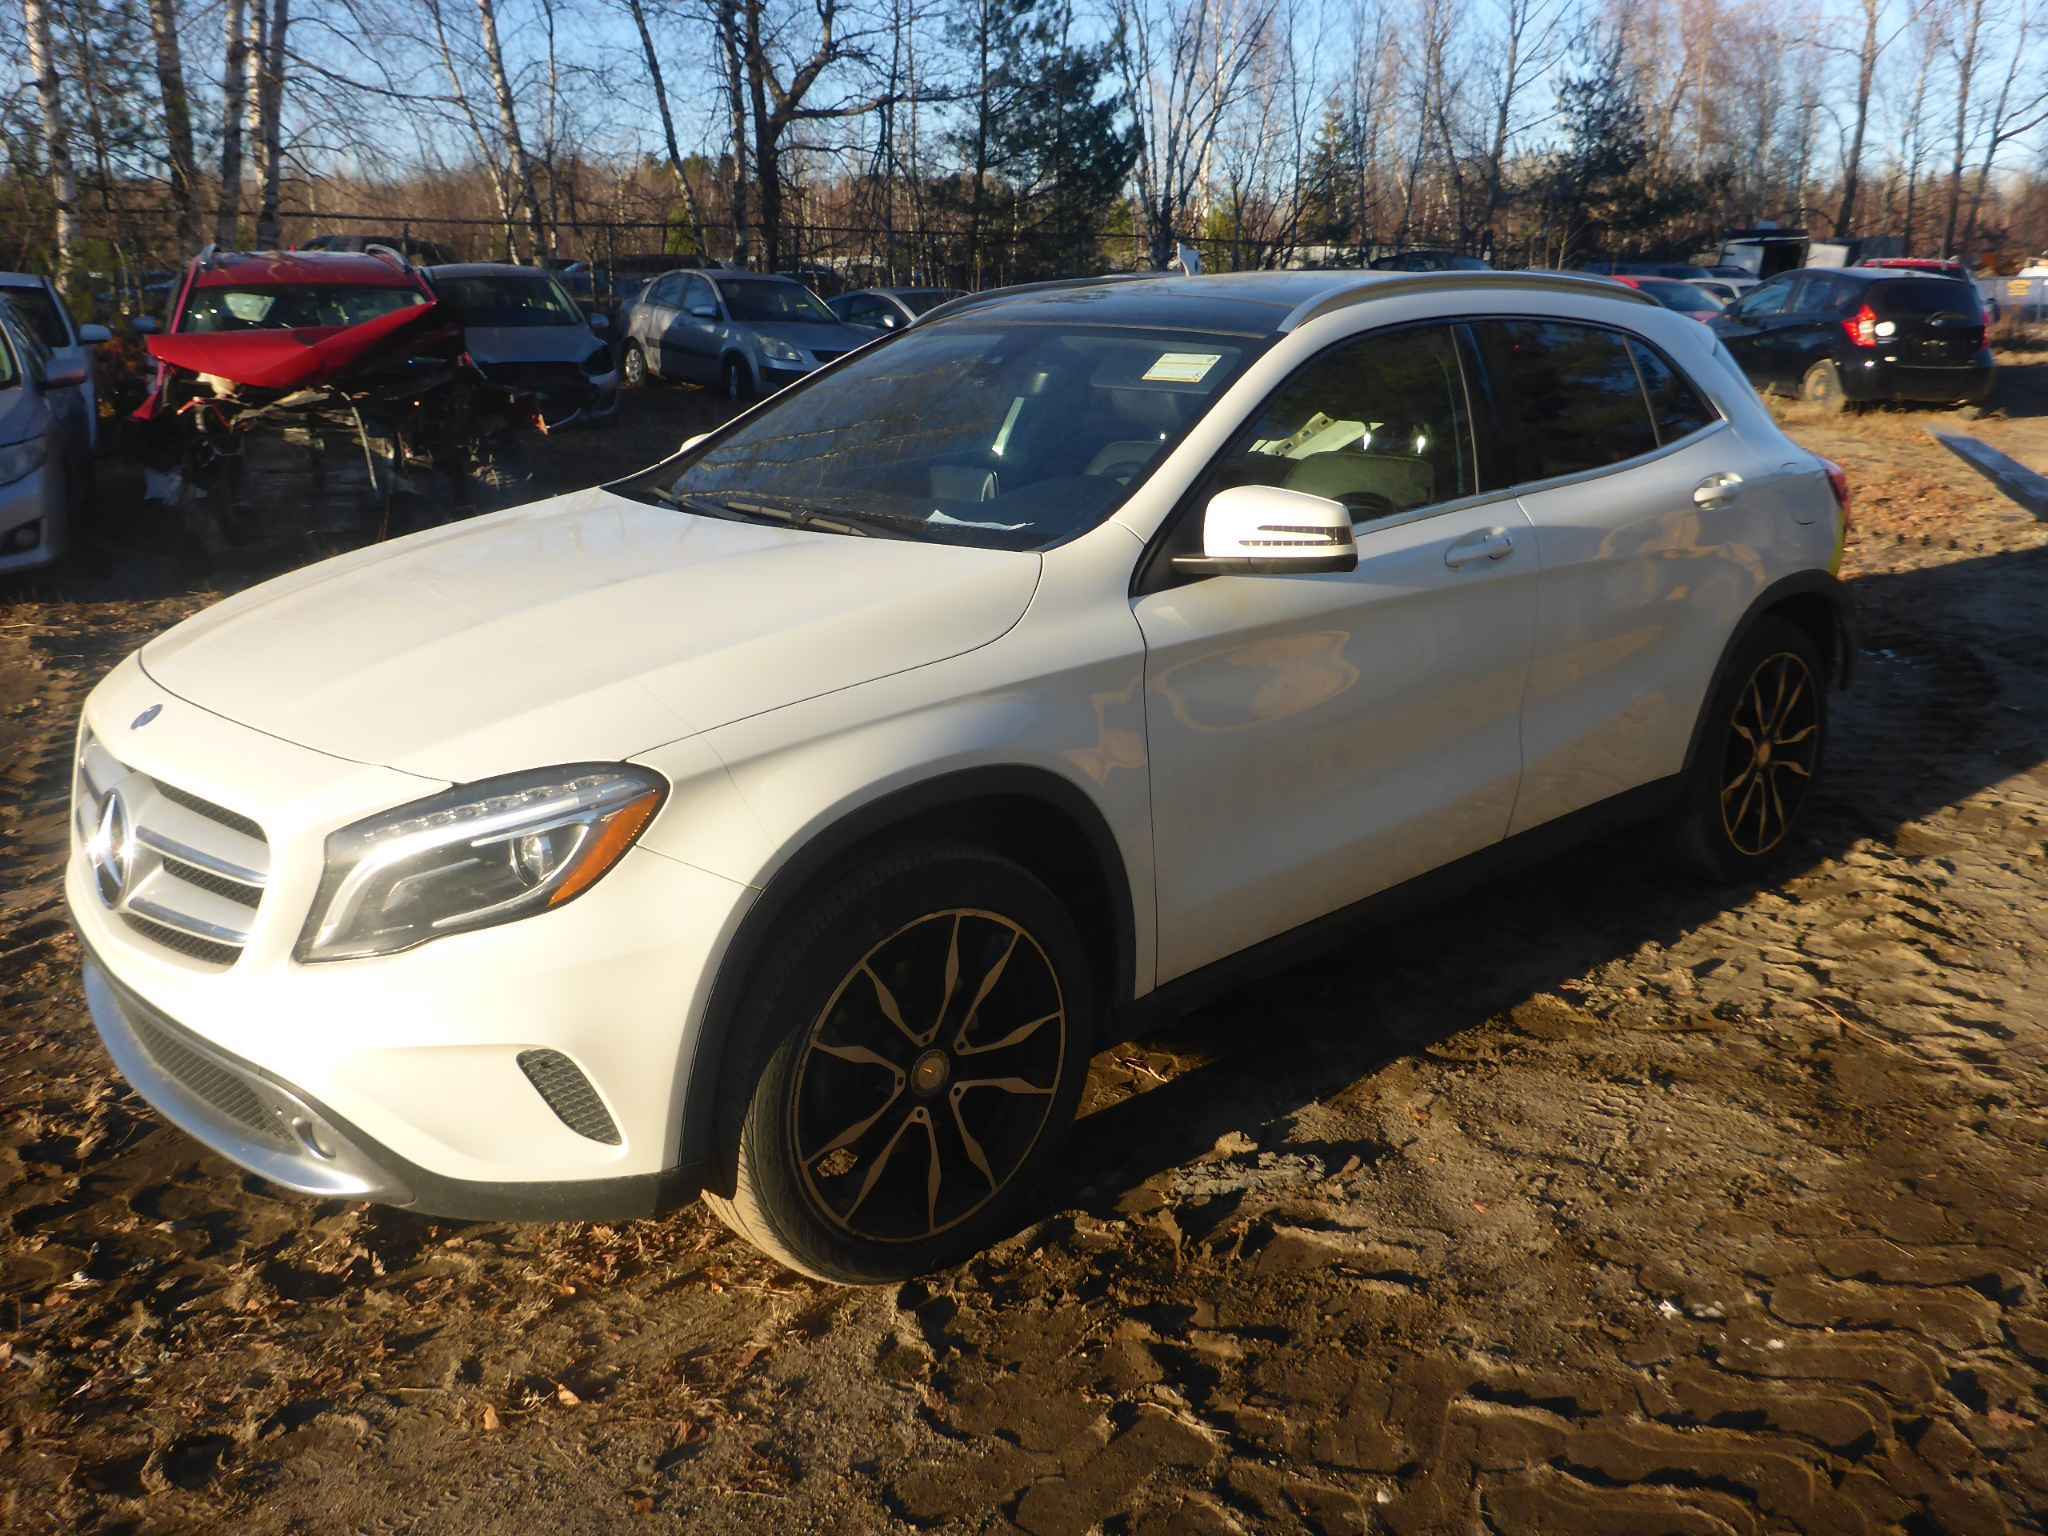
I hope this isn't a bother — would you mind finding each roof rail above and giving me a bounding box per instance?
[1279,270,1660,331]
[364,243,412,272]
[196,242,218,272]
[918,271,1166,324]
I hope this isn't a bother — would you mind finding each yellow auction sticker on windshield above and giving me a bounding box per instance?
[1143,352,1223,384]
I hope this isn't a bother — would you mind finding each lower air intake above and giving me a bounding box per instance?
[516,1050,621,1145]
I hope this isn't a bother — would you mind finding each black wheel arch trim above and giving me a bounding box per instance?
[1681,569,1854,781]
[678,765,1138,1188]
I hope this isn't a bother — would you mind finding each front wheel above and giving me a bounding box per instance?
[621,342,648,389]
[704,847,1097,1284]
[721,355,753,403]
[1673,616,1829,881]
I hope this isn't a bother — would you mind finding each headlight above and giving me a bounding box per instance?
[757,335,806,365]
[0,438,48,487]
[296,765,666,962]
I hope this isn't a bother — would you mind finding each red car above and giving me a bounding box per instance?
[137,247,442,419]
[1603,273,1724,324]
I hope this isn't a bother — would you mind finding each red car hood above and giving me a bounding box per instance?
[145,300,445,392]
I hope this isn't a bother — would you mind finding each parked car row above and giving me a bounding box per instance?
[0,272,110,573]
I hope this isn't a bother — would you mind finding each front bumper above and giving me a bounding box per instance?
[0,462,64,575]
[81,945,702,1219]
[67,654,757,1218]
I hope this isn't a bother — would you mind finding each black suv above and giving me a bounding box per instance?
[1710,267,1992,410]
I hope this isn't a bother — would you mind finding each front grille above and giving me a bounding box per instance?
[127,1006,292,1146]
[76,729,269,969]
[122,914,244,966]
[154,780,265,841]
[161,856,264,908]
[517,1050,622,1144]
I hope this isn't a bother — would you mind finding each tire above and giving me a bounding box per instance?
[1673,616,1829,882]
[703,845,1098,1284]
[621,343,648,389]
[721,355,752,403]
[1800,360,1848,414]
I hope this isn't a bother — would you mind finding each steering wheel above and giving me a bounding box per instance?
[1338,490,1398,521]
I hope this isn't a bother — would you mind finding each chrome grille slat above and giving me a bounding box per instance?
[77,728,271,969]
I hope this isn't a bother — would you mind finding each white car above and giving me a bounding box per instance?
[68,271,1853,1282]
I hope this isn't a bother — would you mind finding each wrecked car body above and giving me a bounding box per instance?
[137,247,600,549]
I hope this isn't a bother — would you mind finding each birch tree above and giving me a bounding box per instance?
[22,0,78,285]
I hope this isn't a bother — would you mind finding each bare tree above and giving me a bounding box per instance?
[146,0,201,246]
[250,0,289,247]
[1958,0,2048,249]
[218,0,249,243]
[1476,0,1568,233]
[622,0,712,257]
[22,0,78,284]
[476,0,550,260]
[1112,0,1277,267]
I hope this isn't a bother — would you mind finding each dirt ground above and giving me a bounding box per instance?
[3,360,2047,1536]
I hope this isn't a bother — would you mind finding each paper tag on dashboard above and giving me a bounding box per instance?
[1143,352,1222,384]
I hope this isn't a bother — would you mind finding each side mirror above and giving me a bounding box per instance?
[131,315,161,335]
[588,312,610,333]
[1172,485,1357,576]
[687,302,718,320]
[45,358,90,389]
[77,323,112,345]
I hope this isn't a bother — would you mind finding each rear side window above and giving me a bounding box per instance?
[1628,340,1719,444]
[1477,321,1658,483]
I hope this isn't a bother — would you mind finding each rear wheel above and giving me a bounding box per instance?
[1800,360,1848,414]
[704,846,1097,1284]
[1673,616,1828,881]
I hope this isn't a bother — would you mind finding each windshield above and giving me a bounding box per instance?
[1,287,69,348]
[179,284,427,333]
[434,273,582,325]
[717,279,837,324]
[1641,280,1720,312]
[618,322,1260,550]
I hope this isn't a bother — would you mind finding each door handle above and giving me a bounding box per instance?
[1694,472,1744,507]
[1444,528,1515,570]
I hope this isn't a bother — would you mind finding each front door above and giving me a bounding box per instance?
[1713,275,1798,390]
[1135,323,1537,985]
[673,275,724,382]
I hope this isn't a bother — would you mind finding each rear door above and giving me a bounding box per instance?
[635,274,684,378]
[1470,319,1762,833]
[1774,273,1848,386]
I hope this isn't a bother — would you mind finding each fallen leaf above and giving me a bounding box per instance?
[481,1404,501,1432]
[632,1497,654,1515]
[556,1383,581,1407]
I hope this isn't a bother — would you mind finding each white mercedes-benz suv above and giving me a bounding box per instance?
[69,271,1852,1282]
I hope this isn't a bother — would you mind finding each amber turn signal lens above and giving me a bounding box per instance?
[547,790,662,907]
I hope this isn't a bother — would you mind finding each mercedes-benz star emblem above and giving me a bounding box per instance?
[89,790,133,909]
[131,704,162,730]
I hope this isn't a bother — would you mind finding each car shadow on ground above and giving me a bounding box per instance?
[1052,540,2048,1229]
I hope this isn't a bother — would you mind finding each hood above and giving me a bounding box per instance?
[139,486,1041,782]
[464,322,603,368]
[146,301,446,391]
[747,319,869,356]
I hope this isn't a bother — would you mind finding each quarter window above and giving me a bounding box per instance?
[1627,340,1719,445]
[1203,324,1475,524]
[1477,320,1658,482]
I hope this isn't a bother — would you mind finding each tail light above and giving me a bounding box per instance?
[1822,456,1851,532]
[1842,305,1879,348]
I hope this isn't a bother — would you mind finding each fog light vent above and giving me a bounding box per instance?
[516,1050,621,1145]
